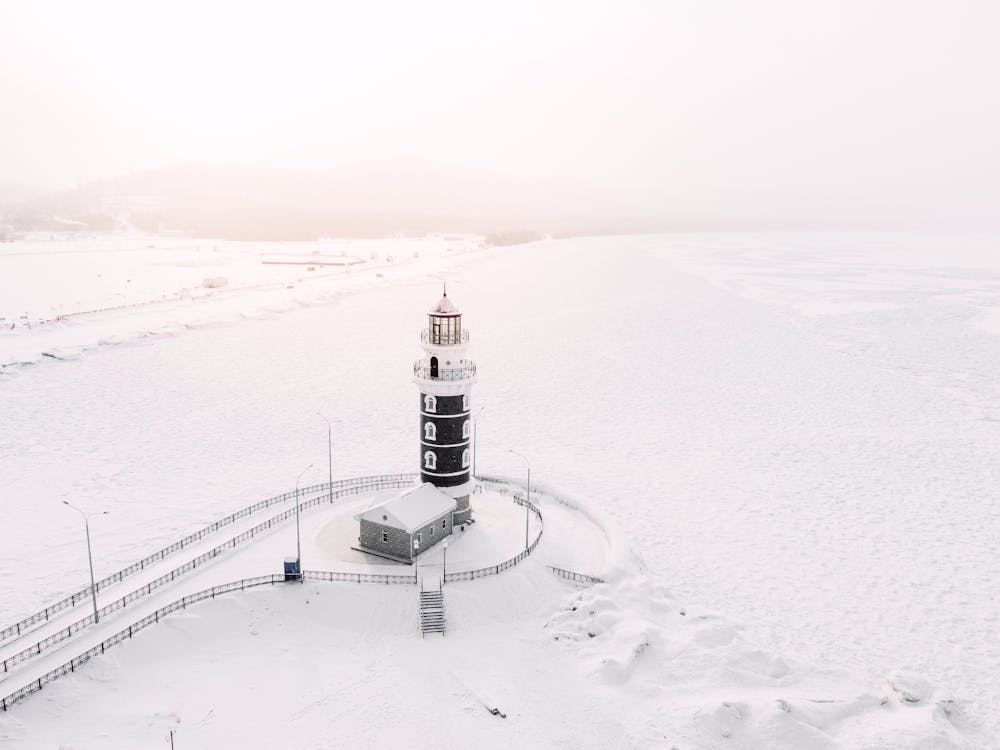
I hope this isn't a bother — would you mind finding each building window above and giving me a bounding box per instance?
[424,450,437,470]
[424,394,437,413]
[461,449,470,468]
[382,530,388,544]
[462,420,470,439]
[441,519,447,529]
[463,394,469,410]
[417,532,422,543]
[430,525,435,536]
[424,421,437,441]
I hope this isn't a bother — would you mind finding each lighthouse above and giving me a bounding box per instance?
[413,287,476,525]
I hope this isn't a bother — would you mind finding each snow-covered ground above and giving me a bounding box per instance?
[2,231,999,747]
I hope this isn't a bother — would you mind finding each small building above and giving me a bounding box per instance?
[354,483,457,562]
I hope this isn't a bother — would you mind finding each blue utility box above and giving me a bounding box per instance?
[283,556,301,581]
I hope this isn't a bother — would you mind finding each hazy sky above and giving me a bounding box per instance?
[2,0,998,228]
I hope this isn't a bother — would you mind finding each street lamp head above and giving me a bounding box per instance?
[295,463,314,490]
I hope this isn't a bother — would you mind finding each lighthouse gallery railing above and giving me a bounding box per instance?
[412,361,477,380]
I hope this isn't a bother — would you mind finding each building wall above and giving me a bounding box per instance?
[411,513,453,557]
[359,519,412,560]
[359,514,454,560]
[453,495,471,525]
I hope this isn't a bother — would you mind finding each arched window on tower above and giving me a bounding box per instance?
[424,421,437,441]
[462,394,469,410]
[424,394,437,413]
[462,420,470,439]
[424,451,437,470]
[461,449,470,468]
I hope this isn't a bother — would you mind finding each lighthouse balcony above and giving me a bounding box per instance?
[413,360,477,381]
[421,329,470,346]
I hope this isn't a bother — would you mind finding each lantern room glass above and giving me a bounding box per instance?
[428,314,462,345]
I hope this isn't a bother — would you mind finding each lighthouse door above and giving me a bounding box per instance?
[430,356,439,378]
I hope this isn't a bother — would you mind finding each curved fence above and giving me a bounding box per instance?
[0,574,283,712]
[0,473,550,711]
[0,567,430,713]
[548,566,604,585]
[443,477,543,583]
[1,473,416,645]
[1,476,549,713]
[2,476,416,675]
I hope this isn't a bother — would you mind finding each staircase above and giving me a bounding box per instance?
[419,588,446,637]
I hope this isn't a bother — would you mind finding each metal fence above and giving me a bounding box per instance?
[548,566,604,585]
[0,566,432,713]
[0,473,550,709]
[0,574,283,713]
[442,478,544,583]
[420,329,470,345]
[304,570,416,585]
[1,473,416,645]
[2,476,416,674]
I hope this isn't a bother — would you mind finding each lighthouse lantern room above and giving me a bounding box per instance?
[413,286,476,525]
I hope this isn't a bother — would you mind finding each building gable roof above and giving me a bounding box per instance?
[354,482,457,533]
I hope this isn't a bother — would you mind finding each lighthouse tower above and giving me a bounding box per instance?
[413,287,476,525]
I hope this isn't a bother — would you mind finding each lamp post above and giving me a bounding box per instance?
[508,449,531,551]
[442,539,449,585]
[471,406,485,479]
[413,538,420,587]
[62,501,110,623]
[316,411,334,501]
[295,463,313,581]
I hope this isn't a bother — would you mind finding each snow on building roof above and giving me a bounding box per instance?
[429,293,458,315]
[354,482,457,533]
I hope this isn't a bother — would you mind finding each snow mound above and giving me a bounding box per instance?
[544,573,992,748]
